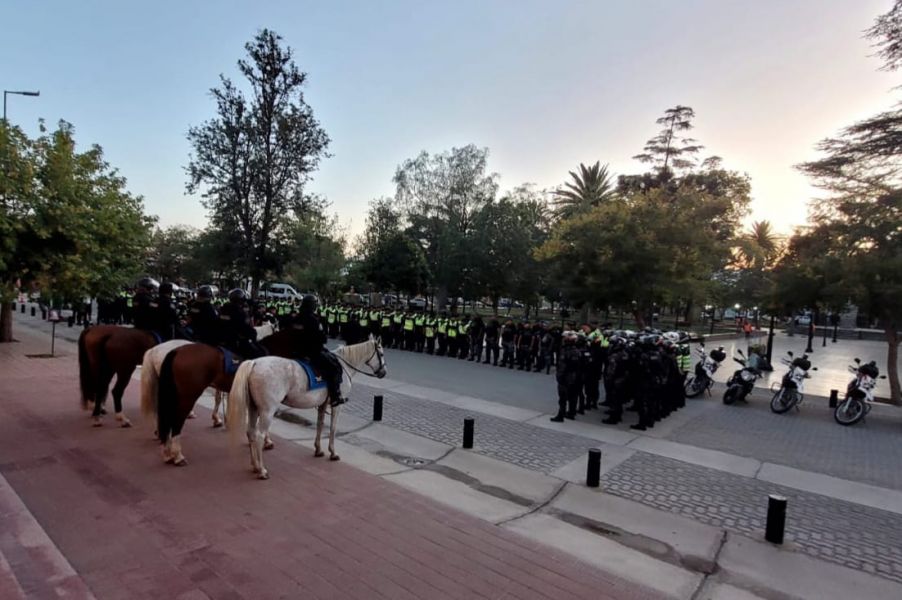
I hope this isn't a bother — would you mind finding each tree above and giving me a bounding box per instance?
[552,162,615,220]
[356,198,429,295]
[393,145,499,308]
[0,121,152,341]
[146,225,201,284]
[633,105,704,173]
[867,0,902,72]
[280,200,347,296]
[186,29,330,296]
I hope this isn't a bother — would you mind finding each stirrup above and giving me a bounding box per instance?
[330,396,347,407]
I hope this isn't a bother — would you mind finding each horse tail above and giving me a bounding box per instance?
[228,360,254,446]
[140,346,160,419]
[77,329,93,408]
[157,349,179,443]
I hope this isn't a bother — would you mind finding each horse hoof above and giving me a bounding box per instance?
[314,450,324,458]
[174,457,188,467]
[120,421,132,428]
[92,420,103,427]
[212,421,223,429]
[257,471,269,480]
[264,440,274,451]
[187,411,197,419]
[329,455,341,462]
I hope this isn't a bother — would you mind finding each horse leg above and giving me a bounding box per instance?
[161,434,174,464]
[328,405,341,461]
[170,435,187,466]
[247,403,261,473]
[314,405,326,458]
[212,391,223,428]
[91,368,114,426]
[111,368,134,428]
[255,412,273,479]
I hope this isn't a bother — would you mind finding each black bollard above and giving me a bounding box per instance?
[30,306,35,317]
[586,448,602,488]
[67,315,75,327]
[829,389,838,408]
[20,303,25,314]
[765,494,787,544]
[373,395,383,421]
[463,417,474,449]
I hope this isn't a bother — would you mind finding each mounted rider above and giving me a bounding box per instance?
[219,289,265,359]
[185,285,220,345]
[153,282,181,341]
[293,295,345,407]
[131,277,159,331]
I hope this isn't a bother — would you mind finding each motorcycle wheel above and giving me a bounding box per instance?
[834,398,865,426]
[684,376,706,399]
[723,386,739,405]
[770,388,796,414]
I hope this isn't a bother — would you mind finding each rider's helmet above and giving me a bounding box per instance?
[159,282,174,297]
[228,288,248,304]
[300,294,318,315]
[136,277,159,292]
[196,285,214,301]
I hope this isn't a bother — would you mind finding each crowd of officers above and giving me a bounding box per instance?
[317,303,695,431]
[102,285,697,430]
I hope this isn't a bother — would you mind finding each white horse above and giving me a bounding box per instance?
[227,337,386,479]
[140,322,278,427]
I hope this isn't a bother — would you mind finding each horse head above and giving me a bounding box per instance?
[337,335,386,379]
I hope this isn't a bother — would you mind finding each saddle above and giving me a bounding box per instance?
[295,360,329,391]
[219,347,328,391]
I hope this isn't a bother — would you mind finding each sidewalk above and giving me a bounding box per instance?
[0,328,660,600]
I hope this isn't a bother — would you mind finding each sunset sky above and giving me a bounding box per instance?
[4,0,898,239]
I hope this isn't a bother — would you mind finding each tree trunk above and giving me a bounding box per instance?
[885,325,900,405]
[0,301,12,343]
[632,308,645,329]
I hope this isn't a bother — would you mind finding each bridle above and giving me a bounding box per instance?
[336,341,386,379]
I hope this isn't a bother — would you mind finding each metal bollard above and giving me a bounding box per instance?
[765,494,787,544]
[586,448,602,488]
[20,304,25,314]
[829,389,838,409]
[463,417,474,449]
[373,395,383,422]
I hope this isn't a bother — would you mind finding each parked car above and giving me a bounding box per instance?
[408,297,427,310]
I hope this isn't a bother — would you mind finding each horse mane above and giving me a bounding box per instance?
[336,338,374,366]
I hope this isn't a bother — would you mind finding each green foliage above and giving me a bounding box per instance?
[0,120,152,340]
[552,162,615,220]
[633,105,705,173]
[186,29,330,294]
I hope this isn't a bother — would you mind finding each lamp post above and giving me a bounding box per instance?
[3,90,40,121]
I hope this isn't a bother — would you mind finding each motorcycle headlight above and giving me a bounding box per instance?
[740,370,755,382]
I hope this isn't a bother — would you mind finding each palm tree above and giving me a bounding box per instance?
[736,220,782,269]
[552,162,615,220]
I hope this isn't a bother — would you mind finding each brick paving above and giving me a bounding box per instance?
[601,452,902,583]
[0,329,661,600]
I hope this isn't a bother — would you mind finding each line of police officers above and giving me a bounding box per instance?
[315,303,694,431]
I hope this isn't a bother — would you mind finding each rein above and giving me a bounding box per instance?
[335,344,383,379]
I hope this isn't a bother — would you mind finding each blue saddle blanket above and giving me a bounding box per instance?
[221,347,242,376]
[296,360,329,391]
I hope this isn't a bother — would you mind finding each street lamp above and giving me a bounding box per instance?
[3,90,40,121]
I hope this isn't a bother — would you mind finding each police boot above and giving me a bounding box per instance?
[602,413,621,425]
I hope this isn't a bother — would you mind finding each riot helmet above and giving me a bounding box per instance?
[228,288,248,304]
[136,277,159,292]
[159,282,174,297]
[301,294,318,315]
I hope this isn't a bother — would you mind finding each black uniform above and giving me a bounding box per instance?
[551,341,581,421]
[500,323,516,368]
[483,319,500,365]
[295,309,344,406]
[186,300,220,345]
[153,295,180,341]
[131,290,155,331]
[219,301,263,358]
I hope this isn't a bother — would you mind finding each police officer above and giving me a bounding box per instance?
[154,282,181,341]
[550,331,581,422]
[186,285,220,345]
[219,289,264,358]
[131,278,158,331]
[602,336,629,425]
[295,295,346,407]
[483,318,500,365]
[500,320,516,368]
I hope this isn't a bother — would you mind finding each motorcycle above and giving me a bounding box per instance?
[770,351,816,414]
[684,344,726,398]
[723,348,761,405]
[834,358,885,426]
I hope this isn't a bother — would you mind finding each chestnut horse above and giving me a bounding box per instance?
[148,328,306,466]
[78,325,159,427]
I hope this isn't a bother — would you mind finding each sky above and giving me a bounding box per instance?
[3,0,898,239]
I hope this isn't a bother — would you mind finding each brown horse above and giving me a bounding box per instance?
[78,325,159,427]
[149,328,306,465]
